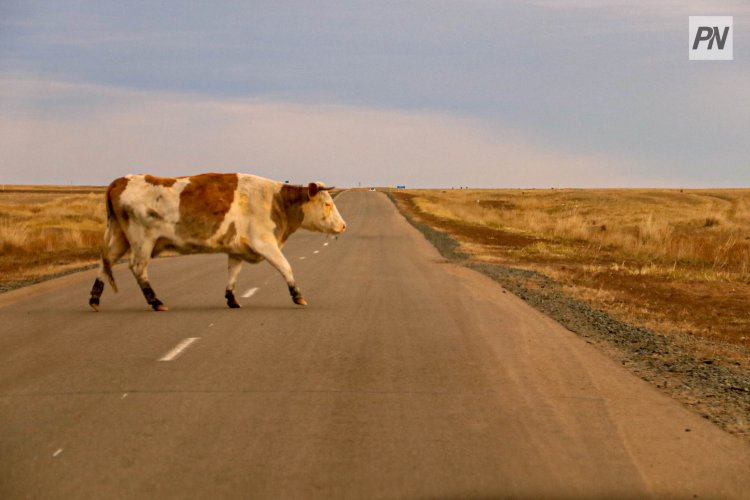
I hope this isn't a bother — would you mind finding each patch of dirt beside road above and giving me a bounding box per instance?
[0,263,99,295]
[388,191,750,441]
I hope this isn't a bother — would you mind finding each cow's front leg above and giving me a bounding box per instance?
[130,242,167,311]
[248,239,307,306]
[225,255,242,308]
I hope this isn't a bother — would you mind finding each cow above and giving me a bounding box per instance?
[88,173,346,311]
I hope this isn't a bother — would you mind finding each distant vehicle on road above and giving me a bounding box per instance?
[369,187,376,191]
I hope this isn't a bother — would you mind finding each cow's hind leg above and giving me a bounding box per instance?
[129,241,167,311]
[225,255,242,308]
[89,219,130,311]
[249,239,306,306]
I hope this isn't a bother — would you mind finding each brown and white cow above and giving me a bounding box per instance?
[88,173,346,311]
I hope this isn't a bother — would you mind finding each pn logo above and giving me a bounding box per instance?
[689,16,733,60]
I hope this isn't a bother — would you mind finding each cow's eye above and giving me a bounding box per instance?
[325,202,332,207]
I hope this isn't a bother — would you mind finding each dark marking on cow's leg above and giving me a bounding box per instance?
[225,289,241,308]
[140,282,168,311]
[289,285,307,306]
[225,255,243,308]
[89,279,105,311]
[248,239,304,306]
[128,241,166,311]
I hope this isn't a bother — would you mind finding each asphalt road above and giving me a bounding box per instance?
[1,191,749,499]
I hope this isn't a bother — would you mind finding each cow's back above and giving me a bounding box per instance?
[111,172,236,233]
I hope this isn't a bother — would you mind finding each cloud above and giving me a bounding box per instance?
[0,75,662,188]
[529,0,750,16]
[3,1,749,189]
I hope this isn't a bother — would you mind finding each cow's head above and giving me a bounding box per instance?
[301,182,346,234]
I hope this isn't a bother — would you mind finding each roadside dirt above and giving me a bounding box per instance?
[388,191,750,442]
[0,262,99,294]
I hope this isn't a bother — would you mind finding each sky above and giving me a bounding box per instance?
[0,0,748,188]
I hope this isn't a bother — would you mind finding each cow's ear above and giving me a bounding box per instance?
[308,182,320,198]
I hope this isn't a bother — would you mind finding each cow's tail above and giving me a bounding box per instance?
[90,180,131,310]
[101,186,123,292]
[102,253,117,292]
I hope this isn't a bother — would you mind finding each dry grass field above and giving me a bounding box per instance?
[0,186,106,290]
[391,188,750,349]
[3,185,749,348]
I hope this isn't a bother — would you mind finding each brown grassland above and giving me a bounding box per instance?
[391,188,750,350]
[3,185,749,345]
[0,186,106,291]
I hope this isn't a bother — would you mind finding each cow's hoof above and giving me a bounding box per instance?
[90,303,99,312]
[294,297,308,306]
[225,290,241,308]
[152,304,169,312]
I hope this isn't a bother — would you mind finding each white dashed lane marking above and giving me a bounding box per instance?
[324,242,329,246]
[313,250,319,254]
[159,338,199,362]
[299,256,306,260]
[242,287,259,298]
[53,449,63,457]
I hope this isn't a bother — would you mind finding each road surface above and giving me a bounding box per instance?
[1,191,749,499]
